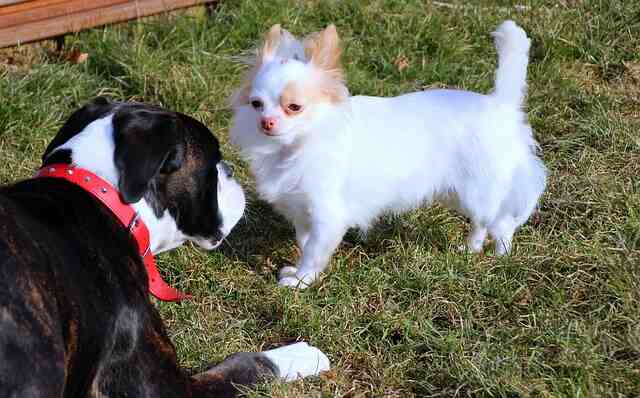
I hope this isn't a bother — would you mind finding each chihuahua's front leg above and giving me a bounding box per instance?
[279,212,347,289]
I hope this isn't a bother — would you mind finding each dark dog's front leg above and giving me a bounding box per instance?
[191,352,276,397]
[191,342,330,397]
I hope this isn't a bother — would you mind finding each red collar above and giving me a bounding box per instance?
[36,164,191,302]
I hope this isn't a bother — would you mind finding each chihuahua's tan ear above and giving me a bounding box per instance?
[260,24,282,62]
[305,24,342,73]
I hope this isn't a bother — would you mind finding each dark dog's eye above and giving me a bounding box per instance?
[287,103,302,113]
[250,100,263,109]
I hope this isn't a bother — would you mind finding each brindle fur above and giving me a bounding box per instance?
[0,98,276,397]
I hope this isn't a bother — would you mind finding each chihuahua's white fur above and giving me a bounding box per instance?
[230,21,547,288]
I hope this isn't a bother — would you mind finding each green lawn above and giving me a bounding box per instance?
[1,1,639,396]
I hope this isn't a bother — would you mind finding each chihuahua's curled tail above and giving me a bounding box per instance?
[491,20,531,106]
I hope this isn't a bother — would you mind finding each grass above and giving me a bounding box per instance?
[1,0,639,396]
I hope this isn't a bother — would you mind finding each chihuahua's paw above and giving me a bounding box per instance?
[457,243,483,253]
[278,275,310,289]
[278,268,319,289]
[278,266,298,279]
[278,266,305,288]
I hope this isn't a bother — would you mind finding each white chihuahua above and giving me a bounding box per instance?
[230,21,547,288]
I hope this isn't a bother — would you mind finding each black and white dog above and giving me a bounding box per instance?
[0,97,328,397]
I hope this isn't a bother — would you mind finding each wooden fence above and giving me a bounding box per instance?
[0,0,216,48]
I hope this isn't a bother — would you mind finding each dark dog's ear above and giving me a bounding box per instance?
[113,108,184,203]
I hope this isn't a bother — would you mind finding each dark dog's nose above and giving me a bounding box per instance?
[220,161,233,178]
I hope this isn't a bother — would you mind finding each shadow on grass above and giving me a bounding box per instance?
[220,194,294,276]
[345,207,463,256]
[221,194,463,277]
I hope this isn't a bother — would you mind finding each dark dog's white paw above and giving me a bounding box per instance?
[263,342,330,382]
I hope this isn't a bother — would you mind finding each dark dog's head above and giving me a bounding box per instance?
[42,97,245,253]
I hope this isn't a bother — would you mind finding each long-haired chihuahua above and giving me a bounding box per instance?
[230,21,547,288]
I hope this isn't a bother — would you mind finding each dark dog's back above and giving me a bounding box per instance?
[0,180,69,396]
[0,178,194,396]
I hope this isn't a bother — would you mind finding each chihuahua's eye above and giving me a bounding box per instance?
[250,100,263,109]
[287,103,302,113]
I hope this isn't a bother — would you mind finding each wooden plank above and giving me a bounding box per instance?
[0,0,129,29]
[0,0,29,7]
[0,0,211,48]
[0,0,70,17]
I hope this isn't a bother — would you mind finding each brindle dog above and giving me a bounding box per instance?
[0,97,328,397]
